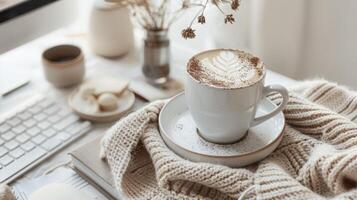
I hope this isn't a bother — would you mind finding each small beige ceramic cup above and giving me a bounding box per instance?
[42,44,85,87]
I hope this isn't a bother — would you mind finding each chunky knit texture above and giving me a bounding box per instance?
[0,185,15,200]
[101,80,357,200]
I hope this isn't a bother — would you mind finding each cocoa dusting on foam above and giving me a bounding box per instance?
[187,49,265,89]
[187,58,228,88]
[250,57,260,67]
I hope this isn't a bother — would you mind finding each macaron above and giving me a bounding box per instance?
[73,86,100,114]
[98,93,118,111]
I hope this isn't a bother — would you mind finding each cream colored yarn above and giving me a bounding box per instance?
[0,185,16,200]
[101,80,357,200]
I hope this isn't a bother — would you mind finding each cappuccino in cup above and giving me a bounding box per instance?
[185,49,289,144]
[187,49,264,89]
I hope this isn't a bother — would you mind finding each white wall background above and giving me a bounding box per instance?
[4,0,355,88]
[300,0,357,87]
[208,0,357,88]
[63,0,357,89]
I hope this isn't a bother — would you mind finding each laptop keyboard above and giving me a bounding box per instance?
[0,95,92,183]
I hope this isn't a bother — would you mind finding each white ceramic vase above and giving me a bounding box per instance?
[89,0,134,57]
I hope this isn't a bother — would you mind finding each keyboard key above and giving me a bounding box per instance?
[18,111,32,120]
[41,137,62,151]
[66,121,91,136]
[23,119,36,128]
[0,124,11,133]
[66,123,82,135]
[54,115,79,130]
[44,105,60,115]
[27,127,41,136]
[32,135,46,145]
[0,147,46,183]
[2,131,15,141]
[43,128,57,138]
[0,155,13,166]
[29,105,42,114]
[5,140,19,150]
[12,125,26,134]
[38,121,51,129]
[16,134,30,143]
[48,115,61,123]
[55,132,71,141]
[0,147,7,157]
[58,109,71,117]
[7,117,21,126]
[38,99,54,108]
[34,113,47,121]
[0,138,4,146]
[22,141,35,151]
[10,148,24,158]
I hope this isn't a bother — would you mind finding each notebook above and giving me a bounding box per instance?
[12,167,110,200]
[69,136,121,200]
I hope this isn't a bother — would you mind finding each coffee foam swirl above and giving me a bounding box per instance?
[187,49,264,89]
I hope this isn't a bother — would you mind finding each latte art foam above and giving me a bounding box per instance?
[187,49,265,89]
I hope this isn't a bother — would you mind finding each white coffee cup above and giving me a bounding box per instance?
[42,44,85,88]
[185,49,289,144]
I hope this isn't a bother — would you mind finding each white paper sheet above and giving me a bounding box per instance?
[12,167,110,200]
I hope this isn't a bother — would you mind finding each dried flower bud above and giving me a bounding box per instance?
[182,0,189,9]
[182,28,196,39]
[198,15,206,24]
[211,0,220,5]
[224,14,235,24]
[231,0,240,10]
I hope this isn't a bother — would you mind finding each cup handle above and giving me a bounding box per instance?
[251,84,289,127]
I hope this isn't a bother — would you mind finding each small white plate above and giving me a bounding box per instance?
[159,93,285,167]
[68,89,135,123]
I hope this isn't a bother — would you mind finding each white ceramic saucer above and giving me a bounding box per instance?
[68,89,135,123]
[159,93,285,168]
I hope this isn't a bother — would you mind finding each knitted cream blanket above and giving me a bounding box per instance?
[100,80,357,200]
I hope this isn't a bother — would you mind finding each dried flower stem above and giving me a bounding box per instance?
[189,9,203,28]
[143,1,158,29]
[159,0,169,28]
[212,1,226,15]
[106,0,241,38]
[201,0,209,15]
[166,4,200,28]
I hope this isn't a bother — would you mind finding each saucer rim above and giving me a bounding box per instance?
[159,92,286,158]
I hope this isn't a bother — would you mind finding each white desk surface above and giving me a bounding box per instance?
[0,26,297,184]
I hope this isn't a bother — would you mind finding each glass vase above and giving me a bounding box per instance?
[142,30,170,85]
